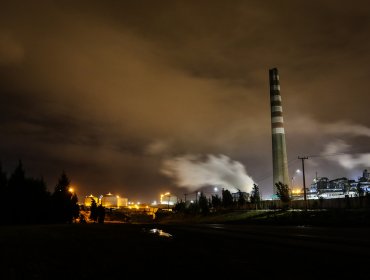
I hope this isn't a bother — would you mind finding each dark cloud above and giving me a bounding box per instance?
[0,0,369,201]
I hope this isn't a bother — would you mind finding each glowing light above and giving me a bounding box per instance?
[292,189,302,195]
[68,187,74,193]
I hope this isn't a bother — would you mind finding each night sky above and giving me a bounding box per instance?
[1,0,369,202]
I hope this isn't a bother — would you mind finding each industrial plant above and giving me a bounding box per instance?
[268,68,370,201]
[80,68,369,210]
[306,169,370,199]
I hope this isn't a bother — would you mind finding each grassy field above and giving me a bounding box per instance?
[155,208,370,227]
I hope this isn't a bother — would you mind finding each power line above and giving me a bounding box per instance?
[308,151,370,158]
[254,158,299,184]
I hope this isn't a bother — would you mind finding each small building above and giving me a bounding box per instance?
[231,191,249,202]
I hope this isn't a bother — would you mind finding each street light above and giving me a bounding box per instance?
[291,170,301,189]
[195,191,201,203]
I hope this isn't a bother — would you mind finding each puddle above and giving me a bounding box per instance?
[144,228,173,238]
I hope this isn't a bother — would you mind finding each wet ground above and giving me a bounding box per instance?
[1,223,369,278]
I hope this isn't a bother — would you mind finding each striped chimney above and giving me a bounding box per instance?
[269,68,290,194]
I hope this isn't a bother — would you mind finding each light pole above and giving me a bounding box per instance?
[291,177,294,198]
[167,193,171,210]
[298,156,308,210]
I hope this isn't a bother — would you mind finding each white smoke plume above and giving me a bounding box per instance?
[161,154,254,193]
[290,116,370,137]
[323,140,370,169]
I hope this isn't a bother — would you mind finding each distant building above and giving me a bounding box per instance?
[100,193,128,208]
[231,191,249,202]
[308,169,370,199]
[84,193,128,208]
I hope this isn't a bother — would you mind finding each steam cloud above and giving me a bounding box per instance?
[161,154,254,193]
[323,140,370,169]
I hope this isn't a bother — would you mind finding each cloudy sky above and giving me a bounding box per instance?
[0,0,369,202]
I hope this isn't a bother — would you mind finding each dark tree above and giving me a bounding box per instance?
[7,161,27,222]
[237,190,246,207]
[97,204,106,223]
[0,163,7,191]
[275,182,291,203]
[211,194,222,210]
[0,163,8,223]
[54,171,70,193]
[356,183,365,197]
[198,192,209,214]
[250,184,261,204]
[8,160,26,193]
[187,201,199,214]
[2,161,51,224]
[174,200,186,213]
[222,189,234,208]
[89,198,98,222]
[71,193,80,221]
[25,177,51,223]
[51,171,79,223]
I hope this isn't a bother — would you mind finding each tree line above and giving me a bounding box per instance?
[0,160,79,224]
[173,184,262,214]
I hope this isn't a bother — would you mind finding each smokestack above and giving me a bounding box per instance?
[269,68,290,194]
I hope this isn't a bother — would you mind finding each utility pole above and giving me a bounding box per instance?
[184,193,187,203]
[298,156,308,210]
